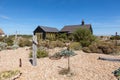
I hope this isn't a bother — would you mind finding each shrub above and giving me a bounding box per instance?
[69,42,81,50]
[82,47,91,53]
[110,36,120,40]
[37,49,48,58]
[0,37,5,42]
[0,70,20,80]
[29,49,48,58]
[48,41,56,49]
[88,42,103,53]
[12,44,19,49]
[50,49,76,74]
[113,68,120,79]
[82,41,120,54]
[38,40,65,49]
[49,40,65,49]
[0,42,7,50]
[19,38,32,47]
[68,34,74,41]
[4,37,14,46]
[29,51,32,58]
[58,33,67,40]
[49,52,62,60]
[50,49,76,60]
[56,40,65,47]
[60,49,76,57]
[38,40,49,48]
[73,28,96,47]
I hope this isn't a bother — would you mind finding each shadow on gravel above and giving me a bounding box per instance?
[29,59,33,65]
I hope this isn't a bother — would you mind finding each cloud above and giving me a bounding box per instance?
[0,15,10,20]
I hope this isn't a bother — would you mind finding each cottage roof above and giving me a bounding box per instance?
[60,24,92,33]
[36,26,59,32]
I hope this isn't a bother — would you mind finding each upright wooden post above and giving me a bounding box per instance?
[32,35,38,66]
[14,31,18,45]
[67,45,70,72]
[115,32,117,46]
[19,58,22,67]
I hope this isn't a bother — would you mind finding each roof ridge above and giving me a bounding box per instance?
[64,24,81,27]
[64,24,91,27]
[39,25,57,29]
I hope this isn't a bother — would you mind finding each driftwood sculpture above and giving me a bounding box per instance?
[98,57,120,62]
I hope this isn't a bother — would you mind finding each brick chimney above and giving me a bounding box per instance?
[81,20,85,25]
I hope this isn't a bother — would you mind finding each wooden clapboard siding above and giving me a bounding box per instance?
[34,26,58,40]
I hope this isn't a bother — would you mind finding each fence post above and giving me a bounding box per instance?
[32,35,38,66]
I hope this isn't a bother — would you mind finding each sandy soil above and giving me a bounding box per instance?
[0,47,120,80]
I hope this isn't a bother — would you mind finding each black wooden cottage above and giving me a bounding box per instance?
[33,20,93,40]
[33,26,59,40]
[60,20,93,34]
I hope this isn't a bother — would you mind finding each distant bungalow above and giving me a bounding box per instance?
[0,28,5,37]
[33,20,93,40]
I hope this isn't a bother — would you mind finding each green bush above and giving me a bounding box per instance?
[4,37,14,46]
[56,40,65,47]
[0,42,7,50]
[82,41,120,54]
[113,68,120,79]
[60,49,76,57]
[82,47,91,53]
[69,42,81,50]
[0,70,20,80]
[29,51,32,58]
[12,44,19,49]
[19,38,32,47]
[58,33,68,40]
[37,49,48,58]
[88,42,103,53]
[68,34,74,41]
[38,40,49,48]
[50,49,76,59]
[49,41,56,49]
[49,40,65,49]
[49,52,62,60]
[73,28,96,47]
[110,36,120,40]
[29,49,48,58]
[0,37,5,42]
[38,40,65,49]
[53,49,76,74]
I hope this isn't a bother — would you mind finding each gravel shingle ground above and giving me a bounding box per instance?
[0,47,119,80]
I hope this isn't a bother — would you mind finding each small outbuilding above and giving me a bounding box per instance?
[33,26,59,40]
[0,28,5,37]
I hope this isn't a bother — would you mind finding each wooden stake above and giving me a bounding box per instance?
[19,58,22,67]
